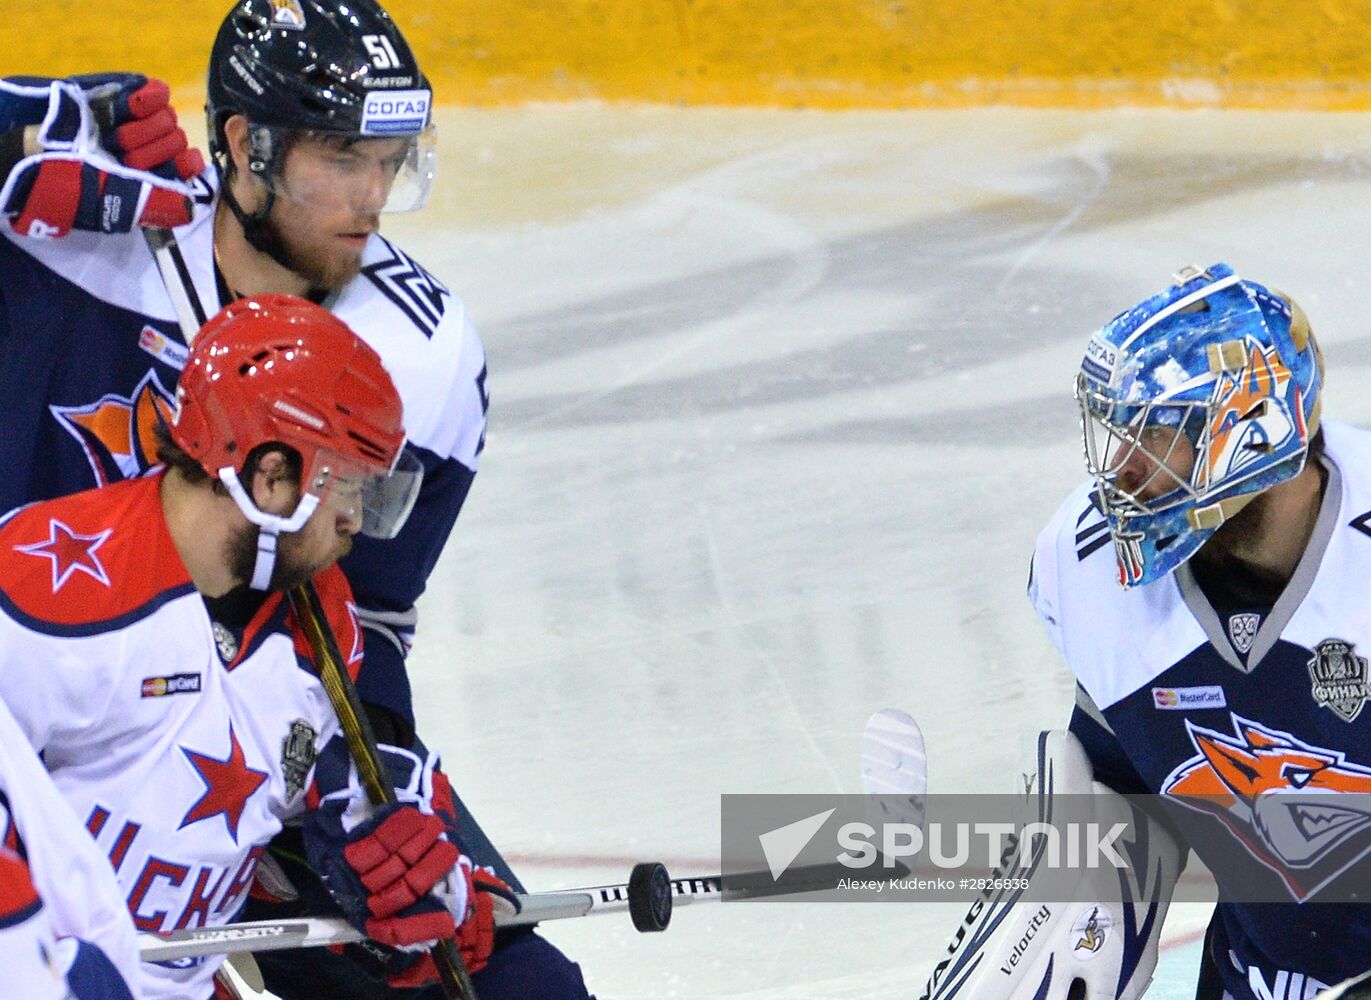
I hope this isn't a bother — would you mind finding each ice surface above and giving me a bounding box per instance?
[372,106,1371,997]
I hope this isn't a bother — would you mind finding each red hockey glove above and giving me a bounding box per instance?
[4,158,192,237]
[344,805,461,946]
[385,865,522,986]
[304,738,521,984]
[456,866,520,975]
[74,73,205,180]
[0,76,197,237]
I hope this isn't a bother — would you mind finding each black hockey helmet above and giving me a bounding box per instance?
[206,0,435,213]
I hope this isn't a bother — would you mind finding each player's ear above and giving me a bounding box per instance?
[222,115,252,174]
[221,114,267,209]
[248,448,299,515]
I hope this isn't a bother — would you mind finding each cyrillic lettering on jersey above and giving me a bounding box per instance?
[108,820,141,871]
[212,847,263,922]
[86,804,110,838]
[127,847,265,933]
[1247,965,1328,1000]
[128,857,190,932]
[86,803,142,871]
[175,865,231,930]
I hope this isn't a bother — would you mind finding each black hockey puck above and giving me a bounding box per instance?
[627,862,672,932]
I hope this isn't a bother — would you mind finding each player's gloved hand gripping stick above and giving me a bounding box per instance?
[289,582,482,999]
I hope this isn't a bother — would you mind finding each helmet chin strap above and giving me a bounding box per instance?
[219,177,300,275]
[218,467,320,591]
[1187,491,1258,532]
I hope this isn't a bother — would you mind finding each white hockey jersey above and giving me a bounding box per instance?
[1030,420,1371,998]
[0,845,70,1000]
[0,693,139,999]
[0,474,362,1000]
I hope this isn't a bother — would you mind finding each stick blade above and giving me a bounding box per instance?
[861,708,927,826]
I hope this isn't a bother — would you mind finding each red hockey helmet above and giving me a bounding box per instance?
[171,295,421,554]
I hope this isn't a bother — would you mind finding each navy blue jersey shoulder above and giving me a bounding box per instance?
[342,442,475,721]
[0,234,183,513]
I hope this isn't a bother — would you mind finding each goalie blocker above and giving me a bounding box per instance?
[920,731,1182,1000]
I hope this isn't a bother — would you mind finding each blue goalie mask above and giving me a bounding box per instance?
[1075,263,1323,589]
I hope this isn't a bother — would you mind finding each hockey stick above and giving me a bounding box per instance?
[139,222,480,998]
[288,582,479,999]
[861,707,929,822]
[141,863,676,963]
[140,710,928,963]
[144,226,207,335]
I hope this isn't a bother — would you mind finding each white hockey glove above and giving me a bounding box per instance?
[920,730,1182,1000]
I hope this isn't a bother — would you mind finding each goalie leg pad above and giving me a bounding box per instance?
[920,730,1182,1000]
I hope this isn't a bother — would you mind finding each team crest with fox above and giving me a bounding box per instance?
[1162,713,1371,900]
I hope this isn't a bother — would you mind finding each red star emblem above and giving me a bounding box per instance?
[15,519,113,592]
[179,725,269,843]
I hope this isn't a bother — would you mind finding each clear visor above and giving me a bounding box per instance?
[255,126,437,215]
[1075,374,1208,519]
[306,448,424,540]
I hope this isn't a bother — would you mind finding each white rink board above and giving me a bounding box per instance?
[375,107,1371,997]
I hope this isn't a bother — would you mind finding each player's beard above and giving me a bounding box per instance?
[1195,460,1327,589]
[225,523,352,592]
[256,204,373,292]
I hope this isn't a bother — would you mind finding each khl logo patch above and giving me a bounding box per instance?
[1227,613,1260,655]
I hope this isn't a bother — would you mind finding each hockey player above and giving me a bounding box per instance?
[0,1,590,995]
[922,264,1371,1000]
[0,695,141,1000]
[0,295,517,1000]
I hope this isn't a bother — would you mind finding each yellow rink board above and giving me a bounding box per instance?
[16,1,1371,109]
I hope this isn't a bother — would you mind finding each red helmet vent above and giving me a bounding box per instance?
[172,294,404,485]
